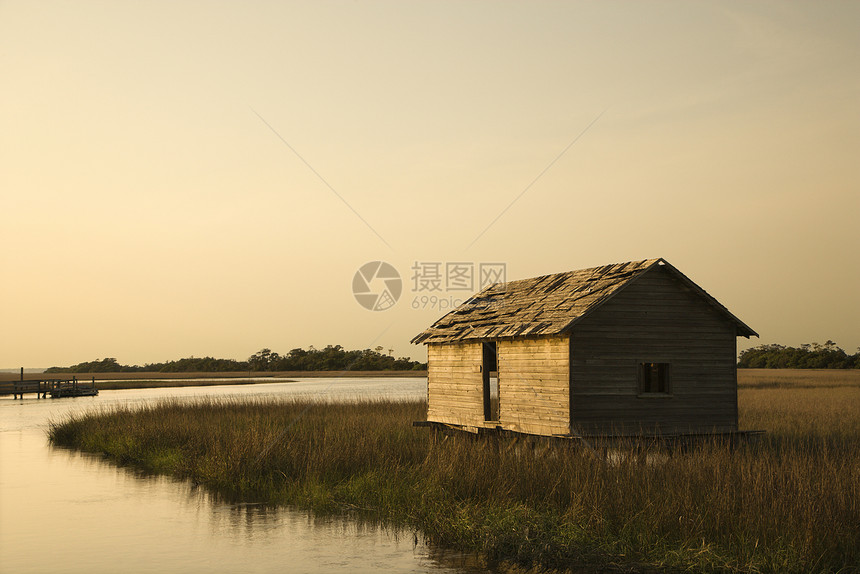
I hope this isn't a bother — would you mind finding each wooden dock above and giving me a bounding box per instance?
[0,371,98,399]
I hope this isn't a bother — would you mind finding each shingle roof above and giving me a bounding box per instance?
[411,258,757,344]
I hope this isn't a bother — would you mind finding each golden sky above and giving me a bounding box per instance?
[2,1,858,367]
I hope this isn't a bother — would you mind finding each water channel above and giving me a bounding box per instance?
[0,378,493,573]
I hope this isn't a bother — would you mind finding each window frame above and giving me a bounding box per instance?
[637,362,672,397]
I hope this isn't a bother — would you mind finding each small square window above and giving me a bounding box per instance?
[638,362,671,395]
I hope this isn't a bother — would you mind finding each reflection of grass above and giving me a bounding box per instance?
[50,377,859,573]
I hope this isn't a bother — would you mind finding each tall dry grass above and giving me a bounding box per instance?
[49,373,860,573]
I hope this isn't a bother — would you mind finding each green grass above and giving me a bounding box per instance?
[49,380,860,573]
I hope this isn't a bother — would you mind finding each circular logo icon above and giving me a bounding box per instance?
[352,261,402,311]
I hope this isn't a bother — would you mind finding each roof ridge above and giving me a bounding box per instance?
[411,258,669,345]
[480,258,660,291]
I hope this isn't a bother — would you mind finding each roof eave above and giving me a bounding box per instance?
[557,258,758,338]
[657,259,758,338]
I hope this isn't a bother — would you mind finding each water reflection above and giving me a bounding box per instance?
[0,378,496,574]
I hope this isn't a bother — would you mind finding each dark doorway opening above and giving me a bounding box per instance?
[482,342,499,421]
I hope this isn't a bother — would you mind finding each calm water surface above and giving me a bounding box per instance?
[0,378,491,574]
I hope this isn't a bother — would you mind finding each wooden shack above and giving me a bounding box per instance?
[411,258,757,438]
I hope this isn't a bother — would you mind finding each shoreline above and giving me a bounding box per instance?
[0,370,427,385]
[4,368,856,393]
[86,378,292,391]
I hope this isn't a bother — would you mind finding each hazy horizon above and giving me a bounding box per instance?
[2,2,858,367]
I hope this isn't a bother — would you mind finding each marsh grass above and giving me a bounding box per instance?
[738,368,860,390]
[49,375,859,573]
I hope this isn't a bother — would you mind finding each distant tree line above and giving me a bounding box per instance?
[246,345,425,371]
[738,341,860,369]
[45,345,427,373]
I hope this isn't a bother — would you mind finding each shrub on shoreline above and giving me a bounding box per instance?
[738,341,860,369]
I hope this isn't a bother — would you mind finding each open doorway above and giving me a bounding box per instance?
[482,341,499,422]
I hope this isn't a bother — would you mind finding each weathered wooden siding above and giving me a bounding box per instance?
[571,265,738,434]
[498,336,569,435]
[427,342,485,428]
